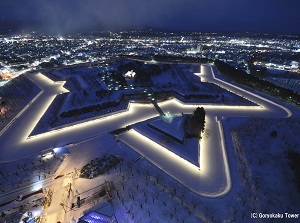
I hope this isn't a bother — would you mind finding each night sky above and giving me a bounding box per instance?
[1,0,300,35]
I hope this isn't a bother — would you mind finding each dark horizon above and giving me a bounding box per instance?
[1,0,300,36]
[1,20,300,38]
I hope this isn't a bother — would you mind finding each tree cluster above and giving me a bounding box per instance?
[79,155,122,179]
[214,59,300,107]
[184,107,206,139]
[60,101,119,118]
[100,70,127,87]
[117,60,171,86]
[110,71,127,86]
[285,150,300,193]
[153,55,211,63]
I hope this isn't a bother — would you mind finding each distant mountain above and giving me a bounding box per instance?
[0,21,299,39]
[0,20,41,35]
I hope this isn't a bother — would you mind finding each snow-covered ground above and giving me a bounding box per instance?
[0,75,41,134]
[221,117,300,222]
[266,77,300,93]
[1,61,299,222]
[27,62,256,135]
[2,121,300,222]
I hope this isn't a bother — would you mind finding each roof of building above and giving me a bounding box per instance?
[78,202,117,223]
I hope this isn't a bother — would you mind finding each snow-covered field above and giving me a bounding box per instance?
[1,60,300,222]
[132,115,199,166]
[2,120,300,222]
[27,61,255,136]
[266,77,300,93]
[0,75,41,134]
